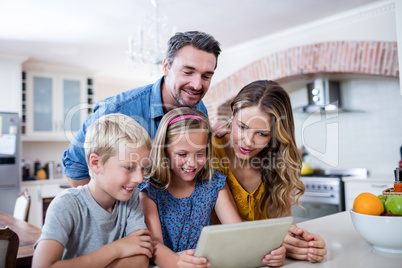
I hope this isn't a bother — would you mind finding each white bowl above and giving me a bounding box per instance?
[350,209,402,253]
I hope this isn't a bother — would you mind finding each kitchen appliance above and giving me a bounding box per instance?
[0,112,20,215]
[292,168,367,222]
[293,78,359,113]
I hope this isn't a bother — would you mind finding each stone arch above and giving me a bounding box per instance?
[205,41,399,119]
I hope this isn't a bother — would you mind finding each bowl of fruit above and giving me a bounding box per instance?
[350,192,402,254]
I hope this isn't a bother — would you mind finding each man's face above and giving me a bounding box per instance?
[163,45,217,109]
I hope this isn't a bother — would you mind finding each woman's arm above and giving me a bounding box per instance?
[140,191,209,268]
[214,182,243,224]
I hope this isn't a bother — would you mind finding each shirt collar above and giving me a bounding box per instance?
[150,76,165,119]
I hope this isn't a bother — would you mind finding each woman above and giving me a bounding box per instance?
[213,80,327,263]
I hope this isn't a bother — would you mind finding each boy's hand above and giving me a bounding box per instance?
[115,229,153,259]
[262,245,286,267]
[177,249,210,268]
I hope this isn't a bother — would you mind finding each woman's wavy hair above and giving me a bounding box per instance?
[231,80,305,218]
[145,107,213,188]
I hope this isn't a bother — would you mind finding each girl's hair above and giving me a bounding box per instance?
[146,107,213,188]
[84,113,152,177]
[231,80,305,218]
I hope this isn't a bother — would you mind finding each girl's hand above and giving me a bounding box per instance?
[283,225,326,263]
[114,229,153,259]
[177,249,210,268]
[262,245,286,267]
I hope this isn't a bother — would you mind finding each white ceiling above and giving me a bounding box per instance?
[0,0,382,83]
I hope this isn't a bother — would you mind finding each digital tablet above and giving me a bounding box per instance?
[194,216,293,268]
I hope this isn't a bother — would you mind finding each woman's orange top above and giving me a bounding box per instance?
[213,137,267,222]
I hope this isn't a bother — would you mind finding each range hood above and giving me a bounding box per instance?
[293,78,353,113]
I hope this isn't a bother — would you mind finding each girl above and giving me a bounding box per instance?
[213,80,327,262]
[139,107,286,268]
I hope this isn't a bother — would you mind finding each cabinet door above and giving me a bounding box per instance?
[24,71,88,140]
[62,77,85,133]
[345,181,393,211]
[26,72,57,136]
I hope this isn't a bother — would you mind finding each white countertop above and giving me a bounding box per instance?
[343,176,394,182]
[21,177,69,186]
[283,211,402,267]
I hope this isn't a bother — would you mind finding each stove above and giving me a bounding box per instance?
[292,169,367,222]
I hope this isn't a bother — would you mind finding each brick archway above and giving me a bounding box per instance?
[205,41,399,119]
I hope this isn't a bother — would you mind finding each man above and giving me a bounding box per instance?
[63,31,221,187]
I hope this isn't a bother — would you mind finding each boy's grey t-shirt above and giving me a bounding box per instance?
[35,185,146,259]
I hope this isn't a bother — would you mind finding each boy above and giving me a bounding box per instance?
[33,114,153,268]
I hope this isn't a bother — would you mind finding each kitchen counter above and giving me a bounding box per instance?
[283,211,402,267]
[342,174,394,182]
[21,177,68,186]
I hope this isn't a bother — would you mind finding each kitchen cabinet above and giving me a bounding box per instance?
[22,70,94,141]
[344,179,393,211]
[21,178,68,228]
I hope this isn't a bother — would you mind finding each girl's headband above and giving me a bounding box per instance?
[168,115,205,125]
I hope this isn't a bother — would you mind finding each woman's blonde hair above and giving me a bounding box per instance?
[146,107,213,188]
[231,80,305,218]
[84,113,152,177]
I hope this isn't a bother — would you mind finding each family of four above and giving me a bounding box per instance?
[33,31,327,268]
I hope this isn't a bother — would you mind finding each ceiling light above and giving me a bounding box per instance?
[126,0,173,76]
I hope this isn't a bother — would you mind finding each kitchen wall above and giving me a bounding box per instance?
[288,77,402,177]
[213,0,397,86]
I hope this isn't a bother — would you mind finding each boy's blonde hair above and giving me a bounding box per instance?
[146,107,213,188]
[84,113,152,177]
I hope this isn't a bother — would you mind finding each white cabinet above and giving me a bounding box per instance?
[344,179,393,211]
[22,179,68,228]
[22,70,94,141]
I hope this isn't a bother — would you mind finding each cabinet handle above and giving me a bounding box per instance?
[371,184,389,188]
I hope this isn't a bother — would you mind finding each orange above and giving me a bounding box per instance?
[353,192,384,216]
[36,169,47,180]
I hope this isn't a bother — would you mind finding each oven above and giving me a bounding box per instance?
[291,169,367,223]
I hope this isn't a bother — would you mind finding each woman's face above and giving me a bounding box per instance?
[231,106,273,161]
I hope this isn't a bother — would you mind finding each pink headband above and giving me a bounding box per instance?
[168,115,205,125]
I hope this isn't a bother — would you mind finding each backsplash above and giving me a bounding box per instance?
[290,77,402,177]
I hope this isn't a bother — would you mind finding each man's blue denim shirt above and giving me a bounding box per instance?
[62,76,208,181]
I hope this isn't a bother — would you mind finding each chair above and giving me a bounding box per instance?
[13,189,31,222]
[0,227,19,268]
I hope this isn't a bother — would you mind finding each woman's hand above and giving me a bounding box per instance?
[283,224,326,263]
[177,249,210,268]
[262,245,286,267]
[212,120,230,138]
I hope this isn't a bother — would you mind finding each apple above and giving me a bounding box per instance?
[378,194,387,211]
[384,195,402,215]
